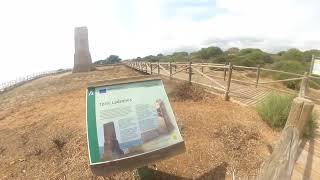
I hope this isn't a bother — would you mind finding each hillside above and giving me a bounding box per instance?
[0,65,278,179]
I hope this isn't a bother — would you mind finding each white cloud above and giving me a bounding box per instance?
[0,0,320,83]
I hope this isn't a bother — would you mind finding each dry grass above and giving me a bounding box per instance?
[169,83,207,101]
[52,135,67,152]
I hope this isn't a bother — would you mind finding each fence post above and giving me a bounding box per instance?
[256,65,261,88]
[146,62,148,73]
[174,62,177,72]
[188,62,192,84]
[169,62,172,80]
[257,97,314,180]
[299,72,309,98]
[224,63,233,101]
[150,62,153,74]
[157,61,160,74]
[223,62,228,81]
[145,62,147,73]
[201,64,204,73]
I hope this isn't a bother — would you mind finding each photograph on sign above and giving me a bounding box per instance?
[312,59,320,76]
[86,76,185,174]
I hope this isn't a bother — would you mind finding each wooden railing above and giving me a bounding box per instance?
[0,69,71,93]
[126,61,320,102]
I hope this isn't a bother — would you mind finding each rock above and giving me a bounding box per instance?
[18,158,25,162]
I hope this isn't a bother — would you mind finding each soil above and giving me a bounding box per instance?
[0,65,279,179]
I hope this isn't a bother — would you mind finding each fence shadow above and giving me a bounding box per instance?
[139,162,227,180]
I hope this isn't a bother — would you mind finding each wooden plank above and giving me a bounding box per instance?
[259,77,303,84]
[191,67,226,90]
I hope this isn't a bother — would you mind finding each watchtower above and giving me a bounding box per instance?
[73,26,93,73]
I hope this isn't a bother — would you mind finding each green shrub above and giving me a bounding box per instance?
[271,60,306,89]
[257,92,294,128]
[256,92,316,138]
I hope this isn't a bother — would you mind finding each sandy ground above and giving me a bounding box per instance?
[0,65,278,179]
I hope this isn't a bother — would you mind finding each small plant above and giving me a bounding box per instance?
[52,135,67,151]
[256,92,317,138]
[33,147,43,156]
[170,82,208,101]
[0,146,5,155]
[256,92,293,128]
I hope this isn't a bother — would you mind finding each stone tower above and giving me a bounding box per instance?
[73,26,93,73]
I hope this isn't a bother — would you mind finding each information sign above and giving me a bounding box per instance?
[312,58,320,75]
[86,75,185,175]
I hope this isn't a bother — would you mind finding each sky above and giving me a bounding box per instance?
[1,0,320,83]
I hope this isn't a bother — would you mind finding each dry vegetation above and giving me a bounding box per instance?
[0,65,278,179]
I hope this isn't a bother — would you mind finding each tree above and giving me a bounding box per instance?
[106,55,122,64]
[280,48,303,61]
[171,52,189,62]
[239,48,263,56]
[225,47,240,55]
[246,51,273,64]
[93,55,122,65]
[198,46,223,59]
[172,52,188,57]
[303,49,320,62]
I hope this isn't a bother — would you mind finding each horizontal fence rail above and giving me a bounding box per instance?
[0,69,71,93]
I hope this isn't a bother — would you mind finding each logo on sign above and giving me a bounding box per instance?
[88,91,94,96]
[99,88,107,94]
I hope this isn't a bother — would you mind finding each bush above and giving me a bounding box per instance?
[169,83,207,101]
[198,46,223,59]
[256,92,294,128]
[256,92,316,138]
[271,60,306,89]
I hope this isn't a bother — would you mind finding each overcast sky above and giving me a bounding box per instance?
[1,0,320,83]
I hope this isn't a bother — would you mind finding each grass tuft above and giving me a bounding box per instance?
[52,136,67,151]
[256,92,317,138]
[170,82,207,101]
[256,92,293,128]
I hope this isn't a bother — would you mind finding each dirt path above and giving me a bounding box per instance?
[0,65,278,179]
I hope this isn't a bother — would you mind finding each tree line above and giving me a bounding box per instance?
[129,46,320,90]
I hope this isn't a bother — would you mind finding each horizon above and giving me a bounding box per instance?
[1,0,320,83]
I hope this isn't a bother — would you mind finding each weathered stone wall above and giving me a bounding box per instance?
[73,26,93,73]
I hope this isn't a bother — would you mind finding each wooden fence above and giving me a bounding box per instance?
[0,69,71,93]
[125,61,320,103]
[126,61,317,179]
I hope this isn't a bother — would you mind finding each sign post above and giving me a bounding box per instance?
[86,75,185,176]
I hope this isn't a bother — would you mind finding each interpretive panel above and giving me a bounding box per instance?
[312,59,320,76]
[86,75,185,175]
